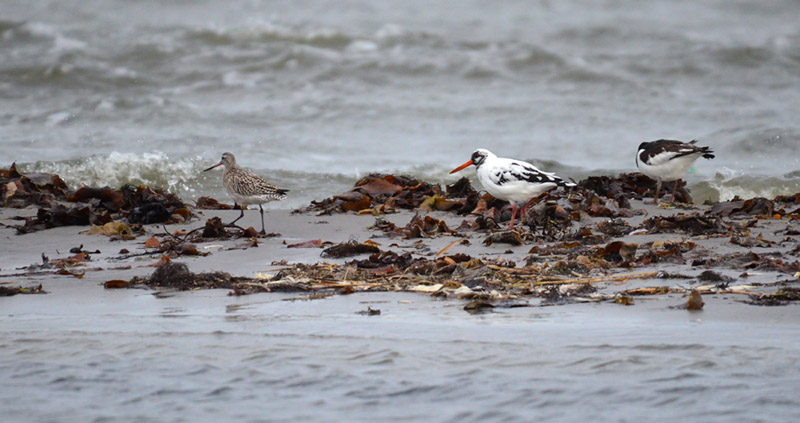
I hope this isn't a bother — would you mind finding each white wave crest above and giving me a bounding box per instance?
[23,151,210,198]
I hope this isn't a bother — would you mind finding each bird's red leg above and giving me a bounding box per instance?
[520,196,539,225]
[652,180,662,205]
[508,203,518,230]
[670,180,679,203]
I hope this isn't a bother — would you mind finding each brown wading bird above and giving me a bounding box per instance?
[204,152,288,234]
[450,148,575,230]
[636,139,715,204]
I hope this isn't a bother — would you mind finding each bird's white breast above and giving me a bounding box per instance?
[637,150,703,181]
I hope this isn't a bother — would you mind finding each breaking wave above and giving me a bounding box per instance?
[21,152,210,200]
[16,152,800,209]
[18,152,360,209]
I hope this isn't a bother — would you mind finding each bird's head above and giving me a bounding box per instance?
[204,152,236,172]
[450,149,491,174]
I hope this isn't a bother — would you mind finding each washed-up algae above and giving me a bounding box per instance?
[5,166,800,306]
[2,163,192,233]
[0,284,46,296]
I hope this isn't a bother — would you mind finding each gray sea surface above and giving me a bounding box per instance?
[2,0,800,207]
[2,288,800,423]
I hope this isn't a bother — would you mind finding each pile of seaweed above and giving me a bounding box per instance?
[118,244,800,307]
[1,163,69,207]
[1,163,192,233]
[294,172,668,233]
[295,174,477,215]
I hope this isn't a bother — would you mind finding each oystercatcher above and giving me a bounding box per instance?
[450,149,575,229]
[204,152,289,234]
[635,139,714,204]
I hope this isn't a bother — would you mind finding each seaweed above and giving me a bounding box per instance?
[321,240,381,258]
[0,284,46,296]
[298,174,453,215]
[641,213,728,236]
[1,163,70,208]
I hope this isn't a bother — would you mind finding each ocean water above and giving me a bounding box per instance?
[2,0,800,207]
[2,290,800,423]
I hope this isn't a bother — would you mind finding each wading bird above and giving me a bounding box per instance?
[450,148,575,230]
[635,139,714,204]
[204,152,288,234]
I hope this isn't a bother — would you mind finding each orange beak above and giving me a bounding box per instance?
[449,159,473,174]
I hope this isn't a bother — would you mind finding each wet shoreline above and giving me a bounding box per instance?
[2,168,800,423]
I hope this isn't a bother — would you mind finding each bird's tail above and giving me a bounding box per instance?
[689,140,715,160]
[557,178,577,188]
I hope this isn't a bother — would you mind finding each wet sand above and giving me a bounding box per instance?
[2,198,798,303]
[2,198,800,422]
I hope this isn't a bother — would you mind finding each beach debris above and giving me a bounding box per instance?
[8,177,192,233]
[195,196,234,209]
[596,219,636,237]
[103,279,129,289]
[202,217,229,238]
[180,244,200,255]
[613,295,635,305]
[16,204,102,234]
[6,166,799,308]
[746,288,800,306]
[484,231,523,246]
[287,239,324,248]
[695,251,800,274]
[641,213,727,236]
[0,284,46,296]
[463,299,495,313]
[68,244,100,256]
[68,185,190,224]
[321,240,381,258]
[709,197,774,218]
[195,216,265,240]
[129,262,233,290]
[85,221,137,240]
[729,233,773,248]
[296,173,466,215]
[697,270,735,284]
[355,306,381,316]
[401,213,455,238]
[1,163,69,207]
[595,240,638,265]
[578,173,660,204]
[144,236,161,248]
[686,289,705,310]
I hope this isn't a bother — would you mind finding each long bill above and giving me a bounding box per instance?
[204,162,223,172]
[449,159,473,174]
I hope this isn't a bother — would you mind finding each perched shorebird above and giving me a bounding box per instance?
[204,152,288,234]
[635,139,714,204]
[450,148,575,230]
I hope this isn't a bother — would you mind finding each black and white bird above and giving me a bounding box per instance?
[450,148,575,230]
[204,152,289,234]
[635,139,714,204]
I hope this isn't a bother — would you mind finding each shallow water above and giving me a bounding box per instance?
[2,290,799,423]
[3,0,800,206]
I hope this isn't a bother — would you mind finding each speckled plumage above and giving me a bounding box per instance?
[223,166,288,205]
[205,152,288,234]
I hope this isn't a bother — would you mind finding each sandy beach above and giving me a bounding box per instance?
[2,186,798,306]
[2,171,800,423]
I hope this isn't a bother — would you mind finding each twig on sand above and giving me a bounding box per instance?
[531,271,661,286]
[437,237,468,256]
